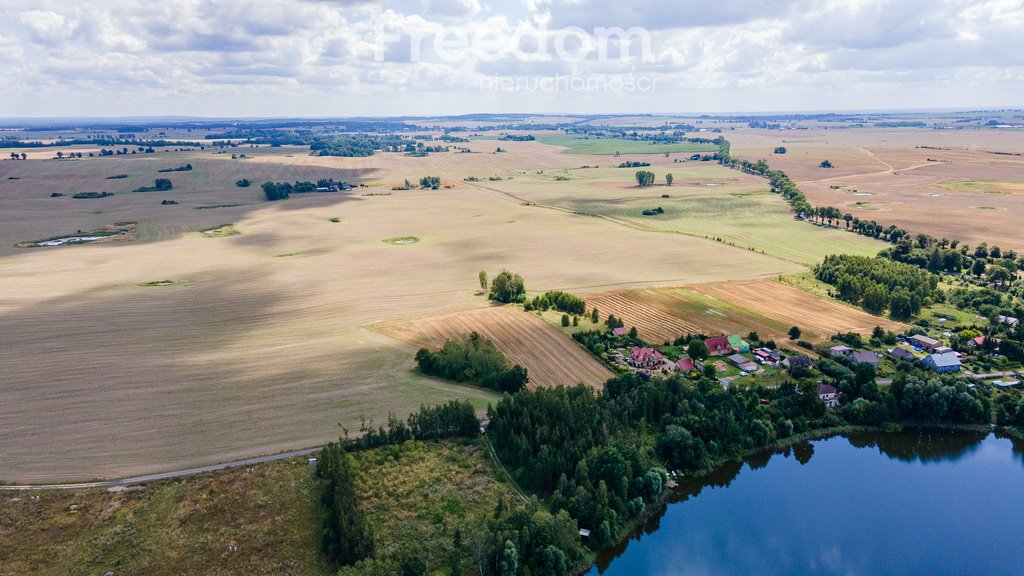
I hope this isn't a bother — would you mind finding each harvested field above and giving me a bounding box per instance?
[586,280,906,344]
[374,306,613,389]
[728,127,1024,250]
[1,152,798,482]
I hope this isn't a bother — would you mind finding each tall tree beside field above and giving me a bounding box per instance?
[665,173,674,186]
[635,170,655,187]
[788,326,801,340]
[479,270,488,291]
[489,270,526,303]
[317,442,374,568]
[687,340,709,361]
[591,307,599,323]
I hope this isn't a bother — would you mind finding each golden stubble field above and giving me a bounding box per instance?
[585,280,906,345]
[0,143,807,482]
[729,128,1024,250]
[374,306,613,389]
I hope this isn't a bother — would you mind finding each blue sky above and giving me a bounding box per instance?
[2,0,1022,117]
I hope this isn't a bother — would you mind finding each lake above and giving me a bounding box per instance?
[590,429,1024,576]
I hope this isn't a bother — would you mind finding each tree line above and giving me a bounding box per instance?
[415,332,528,394]
[814,254,939,318]
[523,291,586,315]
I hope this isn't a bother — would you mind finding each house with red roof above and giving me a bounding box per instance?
[677,358,696,372]
[704,336,733,356]
[628,346,666,369]
[612,327,629,337]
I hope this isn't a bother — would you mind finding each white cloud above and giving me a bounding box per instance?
[0,0,1020,116]
[426,0,482,18]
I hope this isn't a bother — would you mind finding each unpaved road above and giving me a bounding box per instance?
[0,447,320,491]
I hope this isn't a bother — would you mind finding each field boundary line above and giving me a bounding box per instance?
[0,447,322,491]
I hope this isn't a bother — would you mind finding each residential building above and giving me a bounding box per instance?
[850,351,880,369]
[628,347,666,369]
[909,334,942,352]
[888,347,917,362]
[829,345,852,357]
[704,336,733,356]
[818,383,840,408]
[923,351,961,373]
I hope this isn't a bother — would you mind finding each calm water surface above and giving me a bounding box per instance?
[590,429,1024,576]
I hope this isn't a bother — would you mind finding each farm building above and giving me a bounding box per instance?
[850,351,880,368]
[966,336,987,348]
[727,353,757,372]
[909,334,942,352]
[829,345,852,357]
[704,336,734,356]
[677,358,696,371]
[888,347,917,362]
[817,383,840,408]
[934,345,954,355]
[998,315,1020,328]
[923,352,961,373]
[629,347,666,369]
[612,327,629,337]
[784,355,813,371]
[727,335,750,353]
[753,348,773,362]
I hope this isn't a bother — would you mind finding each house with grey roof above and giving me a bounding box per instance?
[850,351,880,369]
[923,351,961,373]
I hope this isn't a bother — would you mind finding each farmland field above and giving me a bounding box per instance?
[534,135,718,155]
[374,306,613,389]
[4,121,999,484]
[0,144,806,483]
[727,127,1024,250]
[464,162,888,265]
[585,280,906,345]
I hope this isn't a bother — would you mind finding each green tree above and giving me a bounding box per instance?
[489,270,526,303]
[401,555,427,576]
[788,326,801,340]
[498,540,518,576]
[317,443,374,568]
[687,340,709,361]
[665,173,674,186]
[479,270,488,291]
[561,314,570,327]
[591,307,599,323]
[628,326,638,339]
[635,170,655,187]
[449,530,462,576]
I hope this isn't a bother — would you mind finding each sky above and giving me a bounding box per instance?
[2,0,1022,117]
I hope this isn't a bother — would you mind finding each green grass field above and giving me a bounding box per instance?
[492,163,887,266]
[535,135,718,155]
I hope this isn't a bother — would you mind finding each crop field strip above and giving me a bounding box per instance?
[585,280,906,345]
[374,306,613,389]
